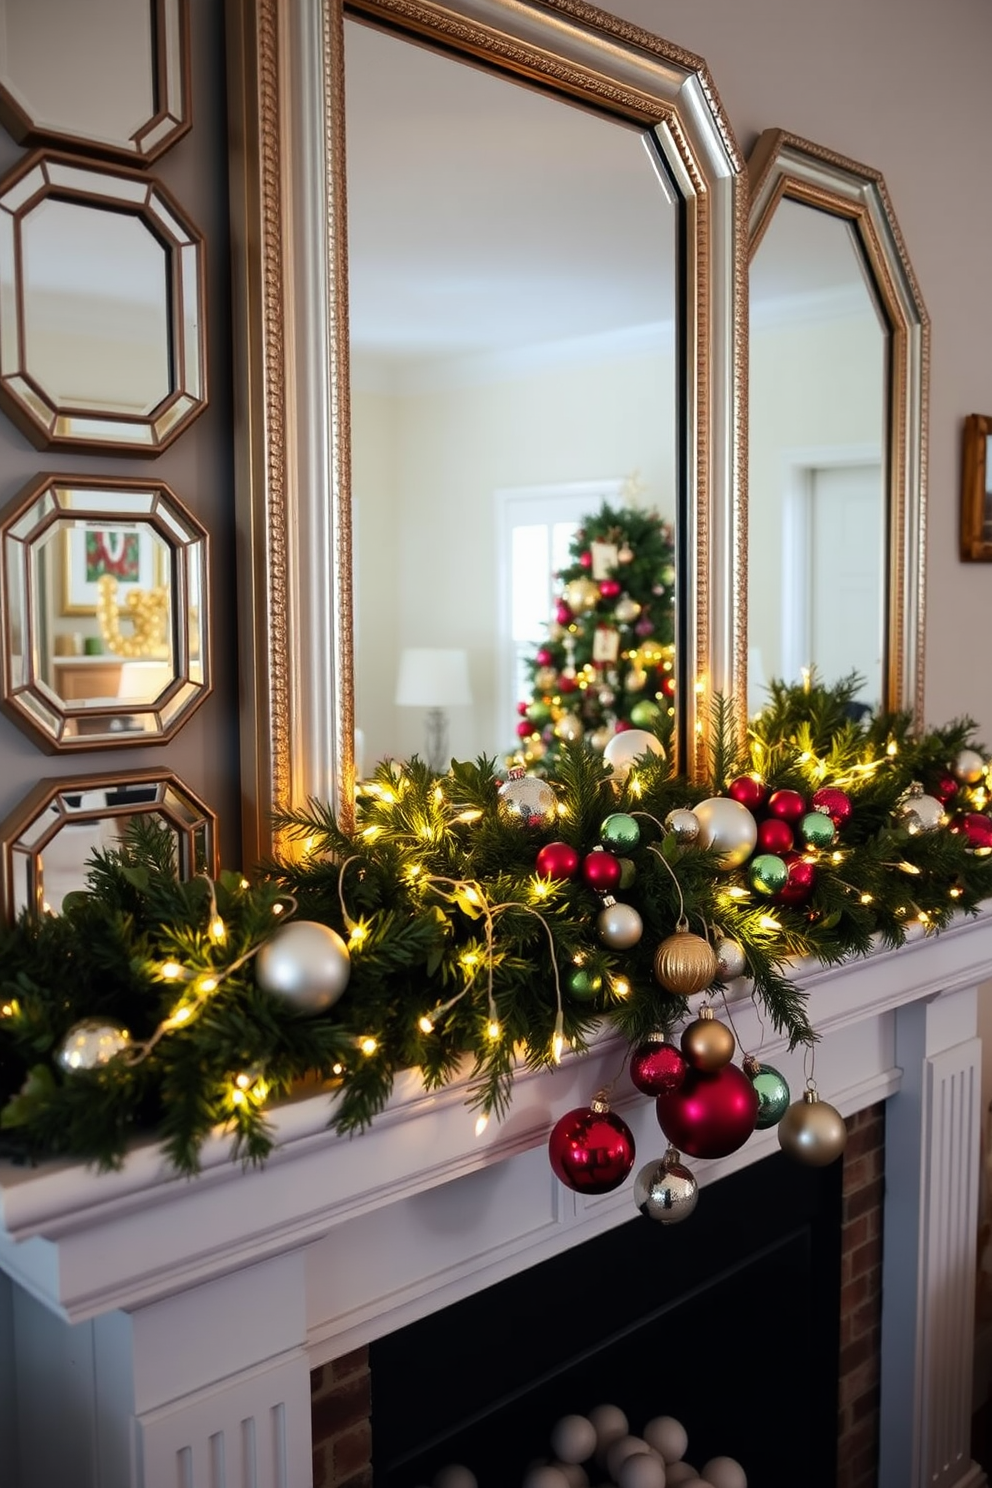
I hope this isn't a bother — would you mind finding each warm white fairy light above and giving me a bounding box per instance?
[160,960,184,980]
[359,1036,378,1056]
[487,1019,501,1040]
[759,914,782,932]
[474,1113,489,1137]
[348,922,368,947]
[418,1015,434,1035]
[209,915,226,944]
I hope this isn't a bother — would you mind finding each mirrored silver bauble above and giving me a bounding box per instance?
[665,807,700,844]
[634,1149,698,1224]
[603,728,665,781]
[693,796,758,869]
[497,772,558,828]
[895,791,944,833]
[714,936,747,980]
[255,919,351,1014]
[56,1018,131,1072]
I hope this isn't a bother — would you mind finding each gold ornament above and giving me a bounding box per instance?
[653,923,718,996]
[614,595,641,624]
[954,747,986,784]
[564,577,600,614]
[680,1007,735,1070]
[624,666,648,692]
[554,713,585,743]
[534,666,557,691]
[777,1087,847,1166]
[96,574,170,659]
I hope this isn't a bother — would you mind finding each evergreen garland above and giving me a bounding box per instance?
[1,678,991,1176]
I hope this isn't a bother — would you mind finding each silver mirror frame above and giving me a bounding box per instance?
[227,0,748,860]
[747,128,929,727]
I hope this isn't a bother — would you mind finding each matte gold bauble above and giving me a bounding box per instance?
[680,1007,736,1070]
[554,713,585,743]
[534,666,557,691]
[777,1087,847,1166]
[653,924,718,996]
[564,577,600,614]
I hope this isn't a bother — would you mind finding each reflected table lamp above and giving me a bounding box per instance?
[395,647,472,771]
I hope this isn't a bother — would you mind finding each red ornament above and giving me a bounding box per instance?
[756,816,794,855]
[614,719,632,732]
[579,551,593,569]
[558,675,578,693]
[933,774,960,805]
[630,1039,688,1097]
[535,648,554,666]
[767,788,806,824]
[516,720,535,739]
[517,701,530,716]
[555,601,572,626]
[655,1063,759,1159]
[775,852,816,905]
[953,813,992,849]
[549,1100,635,1193]
[727,775,768,811]
[600,578,622,599]
[661,675,676,697]
[581,849,622,892]
[536,841,581,880]
[811,787,853,828]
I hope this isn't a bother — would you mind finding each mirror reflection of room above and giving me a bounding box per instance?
[748,199,886,716]
[345,19,677,773]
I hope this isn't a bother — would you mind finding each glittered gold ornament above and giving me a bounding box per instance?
[778,1086,847,1165]
[564,577,600,614]
[653,923,718,996]
[680,1006,735,1070]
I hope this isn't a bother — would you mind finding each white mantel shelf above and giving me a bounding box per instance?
[3,911,992,1488]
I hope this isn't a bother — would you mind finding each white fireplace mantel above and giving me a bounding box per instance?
[2,911,992,1488]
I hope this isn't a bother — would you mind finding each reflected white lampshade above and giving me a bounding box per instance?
[395,648,472,771]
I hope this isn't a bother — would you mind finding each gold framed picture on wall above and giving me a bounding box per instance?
[961,413,992,561]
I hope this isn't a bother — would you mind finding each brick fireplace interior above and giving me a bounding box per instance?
[312,1105,885,1488]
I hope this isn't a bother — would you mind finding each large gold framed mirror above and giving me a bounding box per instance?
[747,129,928,725]
[228,0,747,859]
[0,473,210,750]
[0,0,190,163]
[0,769,216,922]
[0,152,207,453]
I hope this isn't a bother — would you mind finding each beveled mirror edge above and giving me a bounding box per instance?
[0,470,213,752]
[0,766,218,924]
[227,0,748,861]
[0,0,192,164]
[746,127,929,729]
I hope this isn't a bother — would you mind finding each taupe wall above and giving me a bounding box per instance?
[0,0,990,871]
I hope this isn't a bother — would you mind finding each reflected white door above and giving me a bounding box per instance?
[809,462,884,704]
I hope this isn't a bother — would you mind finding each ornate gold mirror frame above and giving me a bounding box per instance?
[747,129,928,725]
[227,0,747,860]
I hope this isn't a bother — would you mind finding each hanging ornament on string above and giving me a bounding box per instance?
[56,1019,131,1072]
[548,1092,636,1194]
[603,728,664,782]
[714,936,747,981]
[256,919,351,1013]
[653,920,718,996]
[655,1062,759,1159]
[497,768,558,828]
[680,1006,735,1071]
[954,747,986,784]
[597,895,643,949]
[634,1146,698,1224]
[778,1079,847,1165]
[629,1034,687,1097]
[743,1054,791,1129]
[692,796,758,869]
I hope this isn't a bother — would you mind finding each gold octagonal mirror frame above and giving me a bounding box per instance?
[0,472,211,751]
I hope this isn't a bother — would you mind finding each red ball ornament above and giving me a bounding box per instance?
[555,601,572,626]
[933,774,960,805]
[536,841,581,880]
[811,787,853,828]
[614,719,632,732]
[516,720,535,739]
[655,1063,759,1159]
[775,852,816,905]
[767,788,806,824]
[517,701,530,716]
[954,813,992,849]
[558,675,578,693]
[727,775,768,811]
[661,674,676,697]
[756,816,794,855]
[600,578,622,599]
[549,1098,635,1194]
[581,849,622,892]
[535,647,554,666]
[579,551,593,569]
[630,1038,688,1097]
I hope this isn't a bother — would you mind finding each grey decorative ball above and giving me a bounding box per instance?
[596,898,643,949]
[256,919,351,1014]
[634,1152,698,1224]
[895,791,944,834]
[56,1018,130,1072]
[714,935,747,980]
[955,747,986,784]
[665,807,700,844]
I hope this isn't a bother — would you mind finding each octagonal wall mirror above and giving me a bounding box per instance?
[747,129,928,725]
[0,473,210,750]
[0,0,190,163]
[227,0,747,857]
[0,152,207,453]
[0,769,216,921]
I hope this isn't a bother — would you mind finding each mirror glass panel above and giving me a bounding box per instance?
[1,474,209,749]
[0,0,188,162]
[0,155,206,452]
[749,199,886,713]
[345,19,677,773]
[0,771,215,920]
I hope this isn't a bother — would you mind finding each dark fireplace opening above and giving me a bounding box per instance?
[369,1150,843,1488]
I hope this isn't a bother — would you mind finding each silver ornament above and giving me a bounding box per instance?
[634,1149,698,1223]
[603,728,665,781]
[665,807,700,844]
[256,919,351,1014]
[554,713,585,743]
[598,687,616,707]
[596,897,643,949]
[895,791,944,833]
[614,596,641,624]
[56,1018,130,1072]
[714,935,747,980]
[693,796,758,869]
[955,747,986,784]
[497,771,558,828]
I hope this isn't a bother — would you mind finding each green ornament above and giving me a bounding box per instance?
[618,857,637,891]
[629,699,662,729]
[800,810,836,850]
[749,852,788,895]
[527,700,552,726]
[601,812,641,852]
[568,966,602,1001]
[748,1062,791,1128]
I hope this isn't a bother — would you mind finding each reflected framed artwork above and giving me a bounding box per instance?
[960,414,992,561]
[61,523,161,615]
